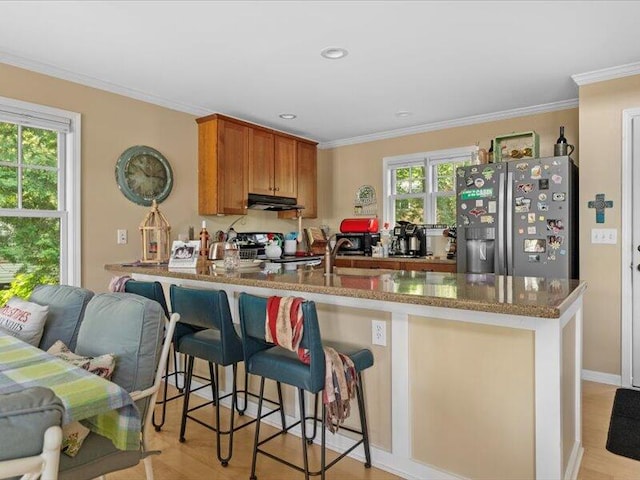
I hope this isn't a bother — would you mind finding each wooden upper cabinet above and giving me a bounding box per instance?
[279,140,317,219]
[198,112,316,216]
[273,135,297,198]
[197,115,249,215]
[249,130,297,198]
[248,128,275,196]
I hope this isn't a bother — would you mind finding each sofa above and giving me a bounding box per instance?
[0,285,174,480]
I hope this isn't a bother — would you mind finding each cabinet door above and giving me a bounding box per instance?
[334,258,353,268]
[274,135,297,198]
[198,118,219,215]
[279,141,317,219]
[402,262,457,273]
[218,119,249,215]
[352,259,401,270]
[248,128,274,195]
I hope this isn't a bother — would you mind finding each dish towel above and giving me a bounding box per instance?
[265,296,356,433]
[108,275,131,292]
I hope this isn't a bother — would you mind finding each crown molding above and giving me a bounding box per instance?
[572,61,640,86]
[0,51,212,117]
[318,98,579,150]
[1,50,581,149]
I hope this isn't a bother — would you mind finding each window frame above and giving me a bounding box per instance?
[0,96,81,286]
[383,146,477,226]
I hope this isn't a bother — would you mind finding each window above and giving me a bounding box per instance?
[383,146,476,226]
[0,97,80,302]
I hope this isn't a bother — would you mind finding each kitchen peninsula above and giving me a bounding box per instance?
[106,263,585,480]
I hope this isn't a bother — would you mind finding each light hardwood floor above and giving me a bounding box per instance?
[110,381,640,479]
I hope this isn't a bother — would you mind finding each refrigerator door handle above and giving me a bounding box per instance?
[497,172,506,274]
[506,171,514,276]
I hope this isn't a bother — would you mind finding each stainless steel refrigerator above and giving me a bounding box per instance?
[456,156,578,279]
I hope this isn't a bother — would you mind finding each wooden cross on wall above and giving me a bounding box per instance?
[588,193,613,224]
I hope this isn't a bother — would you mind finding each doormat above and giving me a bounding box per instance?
[606,388,640,461]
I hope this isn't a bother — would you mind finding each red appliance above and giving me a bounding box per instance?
[339,218,379,234]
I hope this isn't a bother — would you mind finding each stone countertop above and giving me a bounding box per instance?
[106,262,586,319]
[336,255,456,264]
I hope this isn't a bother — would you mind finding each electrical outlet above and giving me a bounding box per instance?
[372,320,387,346]
[117,229,128,245]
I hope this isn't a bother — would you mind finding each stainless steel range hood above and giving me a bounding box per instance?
[247,193,304,211]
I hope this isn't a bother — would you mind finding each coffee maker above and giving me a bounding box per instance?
[391,221,424,257]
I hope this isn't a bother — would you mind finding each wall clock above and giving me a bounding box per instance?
[115,145,173,206]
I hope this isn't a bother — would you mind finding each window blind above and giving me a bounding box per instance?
[0,106,72,133]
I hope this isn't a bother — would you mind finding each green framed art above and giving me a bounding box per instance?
[493,131,539,162]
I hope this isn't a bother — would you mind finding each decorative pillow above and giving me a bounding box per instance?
[47,340,117,457]
[61,421,91,457]
[47,340,116,380]
[0,296,49,346]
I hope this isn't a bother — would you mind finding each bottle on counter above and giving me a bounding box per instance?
[554,126,575,157]
[199,221,210,258]
[488,140,494,163]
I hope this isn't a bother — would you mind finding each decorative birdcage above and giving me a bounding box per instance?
[139,200,171,263]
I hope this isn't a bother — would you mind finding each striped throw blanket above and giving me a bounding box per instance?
[265,296,356,433]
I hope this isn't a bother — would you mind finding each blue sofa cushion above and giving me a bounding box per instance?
[75,293,164,394]
[0,386,63,461]
[30,285,94,351]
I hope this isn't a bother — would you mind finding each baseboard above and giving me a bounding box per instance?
[564,442,584,480]
[581,369,622,386]
[166,374,466,480]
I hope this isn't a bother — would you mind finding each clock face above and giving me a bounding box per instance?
[116,146,173,206]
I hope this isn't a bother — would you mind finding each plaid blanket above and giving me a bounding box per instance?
[265,296,356,433]
[0,332,141,451]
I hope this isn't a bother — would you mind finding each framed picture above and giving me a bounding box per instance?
[168,240,200,268]
[494,131,540,162]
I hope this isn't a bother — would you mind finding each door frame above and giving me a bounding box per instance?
[621,107,640,387]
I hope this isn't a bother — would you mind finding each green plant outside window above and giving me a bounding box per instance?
[0,121,60,304]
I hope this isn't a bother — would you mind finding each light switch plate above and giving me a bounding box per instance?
[117,229,128,245]
[591,228,617,244]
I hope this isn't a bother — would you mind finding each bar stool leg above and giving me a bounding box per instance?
[208,362,217,406]
[213,363,236,467]
[152,341,184,431]
[234,369,248,416]
[321,400,327,480]
[250,377,265,480]
[276,381,287,432]
[152,358,171,431]
[179,356,195,443]
[298,388,311,480]
[356,371,372,468]
[173,347,185,392]
[304,393,319,445]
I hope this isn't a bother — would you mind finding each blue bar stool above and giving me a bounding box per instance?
[124,279,184,431]
[170,285,286,467]
[238,292,373,480]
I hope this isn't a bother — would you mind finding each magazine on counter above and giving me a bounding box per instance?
[168,240,200,268]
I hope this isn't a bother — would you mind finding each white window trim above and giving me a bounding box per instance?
[383,146,477,226]
[0,95,81,286]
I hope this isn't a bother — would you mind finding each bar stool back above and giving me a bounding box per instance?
[124,280,182,431]
[171,285,285,467]
[238,292,373,480]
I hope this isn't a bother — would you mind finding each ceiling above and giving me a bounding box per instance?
[1,1,639,147]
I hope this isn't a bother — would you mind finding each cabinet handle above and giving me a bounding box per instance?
[275,186,280,192]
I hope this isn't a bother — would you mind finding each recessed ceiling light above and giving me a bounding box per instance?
[320,47,348,60]
[279,113,297,120]
[395,111,412,118]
